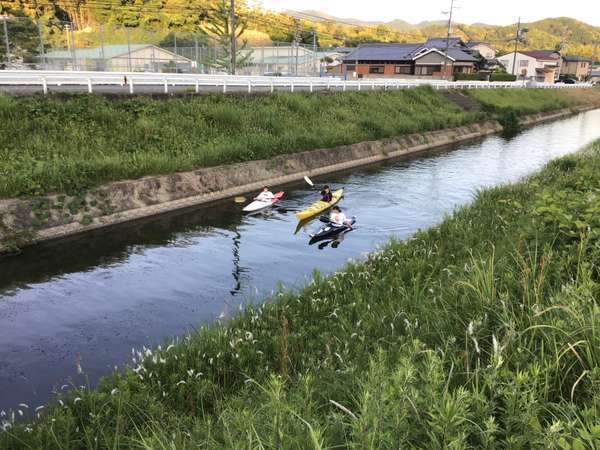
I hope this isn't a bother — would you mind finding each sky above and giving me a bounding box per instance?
[253,0,600,26]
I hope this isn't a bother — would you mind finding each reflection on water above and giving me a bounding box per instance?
[1,109,600,412]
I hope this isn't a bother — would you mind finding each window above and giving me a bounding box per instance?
[416,65,441,75]
[345,64,356,71]
[369,65,385,74]
[519,60,529,68]
[394,65,412,74]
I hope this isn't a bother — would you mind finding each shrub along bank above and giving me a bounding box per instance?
[0,87,477,199]
[2,139,600,448]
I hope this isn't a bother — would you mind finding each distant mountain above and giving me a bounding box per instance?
[3,2,599,60]
[286,10,600,58]
[287,9,414,31]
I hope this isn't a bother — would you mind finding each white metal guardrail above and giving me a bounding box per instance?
[0,71,593,94]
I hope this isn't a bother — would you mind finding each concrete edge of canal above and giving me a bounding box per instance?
[1,103,599,253]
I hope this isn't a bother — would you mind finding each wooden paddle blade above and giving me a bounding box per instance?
[234,196,246,203]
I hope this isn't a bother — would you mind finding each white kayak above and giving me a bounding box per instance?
[243,191,284,212]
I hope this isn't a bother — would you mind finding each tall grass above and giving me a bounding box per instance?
[0,87,477,198]
[466,88,578,114]
[2,139,600,448]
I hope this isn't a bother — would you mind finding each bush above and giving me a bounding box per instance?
[497,109,521,135]
[454,73,482,81]
[490,73,517,82]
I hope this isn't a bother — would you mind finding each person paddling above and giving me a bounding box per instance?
[330,206,353,228]
[320,185,333,202]
[255,186,275,202]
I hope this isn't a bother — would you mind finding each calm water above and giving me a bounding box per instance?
[1,109,599,413]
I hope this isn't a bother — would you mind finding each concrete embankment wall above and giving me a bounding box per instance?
[0,104,597,251]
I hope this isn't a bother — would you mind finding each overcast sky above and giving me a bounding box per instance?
[253,0,600,26]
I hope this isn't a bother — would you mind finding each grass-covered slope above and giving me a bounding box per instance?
[2,140,600,449]
[467,88,600,115]
[1,88,596,200]
[0,87,476,198]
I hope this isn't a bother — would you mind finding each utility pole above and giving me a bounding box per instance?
[511,17,520,76]
[65,23,77,71]
[442,0,455,80]
[2,16,10,66]
[312,28,317,76]
[510,18,528,77]
[125,26,132,72]
[554,28,571,80]
[229,0,236,75]
[37,19,46,70]
[293,19,300,75]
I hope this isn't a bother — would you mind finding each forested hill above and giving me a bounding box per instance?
[1,0,599,58]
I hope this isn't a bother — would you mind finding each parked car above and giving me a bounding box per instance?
[557,77,576,84]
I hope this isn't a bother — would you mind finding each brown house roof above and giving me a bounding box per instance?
[519,50,560,60]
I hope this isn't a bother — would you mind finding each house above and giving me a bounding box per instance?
[590,69,600,85]
[497,50,561,83]
[466,41,496,60]
[41,44,194,72]
[560,55,592,81]
[341,39,477,78]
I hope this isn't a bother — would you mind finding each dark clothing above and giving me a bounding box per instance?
[321,190,333,202]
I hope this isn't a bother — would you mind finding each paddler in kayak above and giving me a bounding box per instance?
[254,186,275,202]
[330,206,353,229]
[320,185,333,202]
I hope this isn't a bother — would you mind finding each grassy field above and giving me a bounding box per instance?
[2,139,599,448]
[0,87,477,198]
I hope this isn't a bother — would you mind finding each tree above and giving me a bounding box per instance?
[201,0,252,73]
[0,8,40,67]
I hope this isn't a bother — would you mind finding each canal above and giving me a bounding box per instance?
[1,109,599,413]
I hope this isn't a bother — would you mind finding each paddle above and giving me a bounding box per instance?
[234,196,246,204]
[304,175,314,187]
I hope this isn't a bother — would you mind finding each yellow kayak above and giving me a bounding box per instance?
[296,189,344,221]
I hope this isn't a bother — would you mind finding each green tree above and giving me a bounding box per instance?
[0,8,40,67]
[201,0,252,73]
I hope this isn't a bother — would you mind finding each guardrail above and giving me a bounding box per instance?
[0,71,593,94]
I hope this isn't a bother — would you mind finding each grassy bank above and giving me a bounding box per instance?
[1,88,596,200]
[467,88,600,115]
[0,87,476,198]
[2,139,600,448]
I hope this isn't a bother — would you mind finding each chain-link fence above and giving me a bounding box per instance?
[0,16,324,75]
